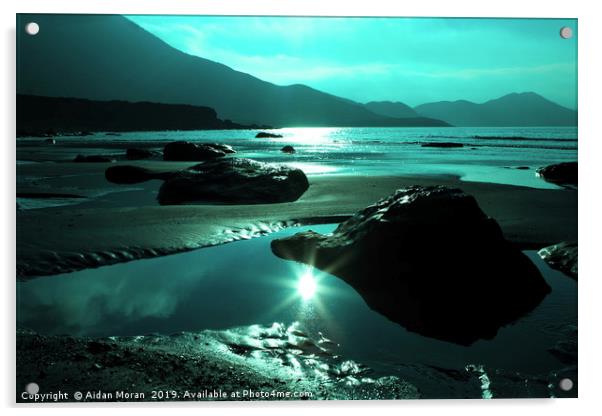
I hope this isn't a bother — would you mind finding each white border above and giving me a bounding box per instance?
[2,1,601,415]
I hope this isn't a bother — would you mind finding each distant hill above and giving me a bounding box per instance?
[17,95,260,135]
[414,92,577,127]
[17,14,448,128]
[365,101,419,118]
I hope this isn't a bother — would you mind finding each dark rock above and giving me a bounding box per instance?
[105,132,121,136]
[516,166,530,170]
[73,154,114,163]
[206,143,236,154]
[271,186,550,345]
[255,132,283,138]
[536,162,577,187]
[126,148,160,160]
[538,241,577,280]
[421,142,464,148]
[281,145,296,154]
[163,141,230,161]
[158,158,309,205]
[105,165,172,184]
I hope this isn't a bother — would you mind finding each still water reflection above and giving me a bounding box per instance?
[17,225,576,378]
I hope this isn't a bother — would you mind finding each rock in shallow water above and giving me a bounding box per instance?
[281,145,296,154]
[536,162,577,187]
[162,141,234,161]
[255,132,283,138]
[538,241,577,280]
[158,158,309,205]
[421,142,464,148]
[271,185,551,345]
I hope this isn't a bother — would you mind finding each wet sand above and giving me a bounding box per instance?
[17,325,421,402]
[16,155,577,279]
[15,142,578,401]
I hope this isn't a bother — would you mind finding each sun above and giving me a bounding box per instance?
[297,270,317,300]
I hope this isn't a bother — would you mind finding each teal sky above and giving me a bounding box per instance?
[126,16,577,109]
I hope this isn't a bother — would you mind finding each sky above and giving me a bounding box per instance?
[126,16,577,109]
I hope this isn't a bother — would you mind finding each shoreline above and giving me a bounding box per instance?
[17,164,577,279]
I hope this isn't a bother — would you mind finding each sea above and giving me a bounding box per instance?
[64,126,579,189]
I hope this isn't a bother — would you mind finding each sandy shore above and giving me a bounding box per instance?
[17,325,421,402]
[16,142,579,402]
[16,143,577,279]
[16,164,577,279]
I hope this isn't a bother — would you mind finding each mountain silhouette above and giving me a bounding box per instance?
[17,14,448,128]
[17,94,262,135]
[414,92,577,127]
[364,101,419,119]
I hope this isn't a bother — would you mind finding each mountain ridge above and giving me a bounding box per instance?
[364,101,419,119]
[17,14,449,128]
[414,92,577,126]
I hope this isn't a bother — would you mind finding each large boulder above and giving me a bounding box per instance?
[105,165,172,184]
[536,162,577,187]
[271,186,551,345]
[538,241,577,280]
[158,158,309,205]
[162,141,233,161]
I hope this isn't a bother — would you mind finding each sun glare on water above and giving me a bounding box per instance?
[297,270,317,300]
[279,127,339,144]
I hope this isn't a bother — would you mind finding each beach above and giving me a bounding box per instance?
[15,131,578,401]
[17,139,577,279]
[13,13,581,404]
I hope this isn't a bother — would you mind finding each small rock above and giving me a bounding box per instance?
[538,241,577,280]
[421,142,464,148]
[281,145,296,154]
[255,132,283,138]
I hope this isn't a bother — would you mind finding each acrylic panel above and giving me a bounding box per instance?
[16,14,578,402]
